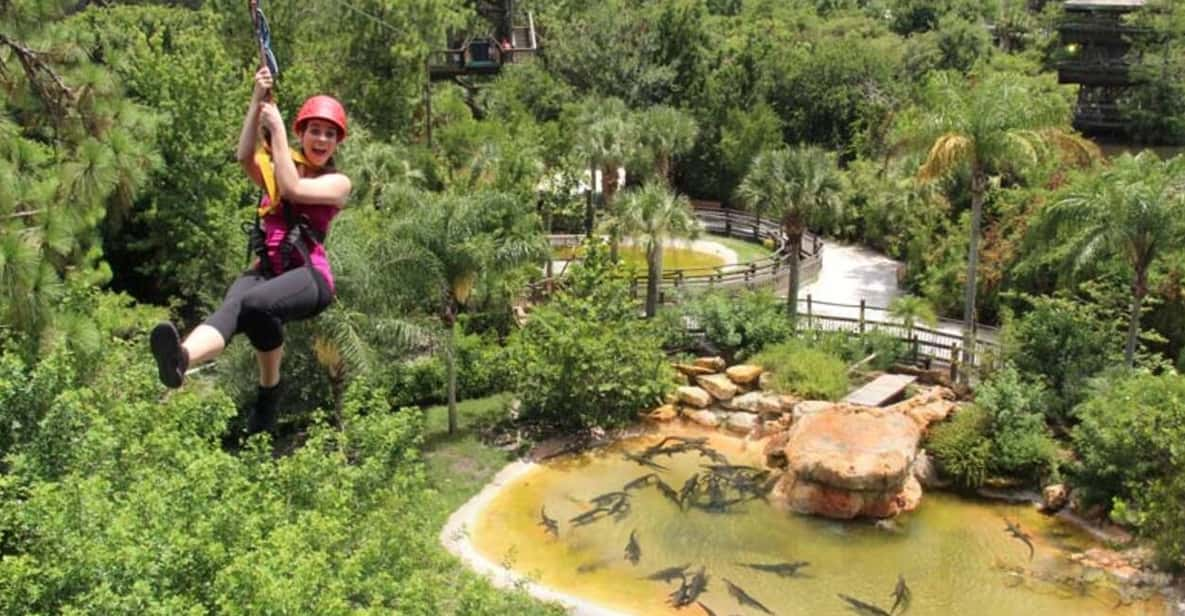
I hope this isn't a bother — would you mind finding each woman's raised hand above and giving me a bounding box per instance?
[258,102,284,136]
[252,66,274,102]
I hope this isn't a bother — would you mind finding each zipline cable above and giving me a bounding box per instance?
[320,0,404,34]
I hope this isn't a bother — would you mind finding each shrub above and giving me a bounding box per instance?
[1072,372,1185,506]
[975,365,1059,482]
[505,245,674,429]
[1072,371,1185,569]
[678,289,794,360]
[752,339,849,400]
[927,405,992,489]
[0,335,561,614]
[1002,294,1118,424]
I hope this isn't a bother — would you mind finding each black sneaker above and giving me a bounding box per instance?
[246,382,282,436]
[150,322,187,388]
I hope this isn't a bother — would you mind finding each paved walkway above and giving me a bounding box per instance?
[780,240,995,345]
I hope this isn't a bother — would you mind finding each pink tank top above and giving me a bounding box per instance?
[260,195,340,292]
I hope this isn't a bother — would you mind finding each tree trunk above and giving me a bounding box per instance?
[961,168,986,382]
[645,240,662,317]
[1125,267,1147,367]
[786,226,802,321]
[584,159,596,237]
[446,318,459,434]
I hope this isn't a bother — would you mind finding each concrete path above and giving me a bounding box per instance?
[783,239,996,346]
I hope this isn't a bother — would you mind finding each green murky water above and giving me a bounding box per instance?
[471,427,1164,615]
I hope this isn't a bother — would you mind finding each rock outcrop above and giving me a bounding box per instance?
[766,389,958,519]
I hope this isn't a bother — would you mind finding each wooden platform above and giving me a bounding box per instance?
[843,374,918,407]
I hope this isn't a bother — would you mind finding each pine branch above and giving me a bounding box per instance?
[0,34,75,118]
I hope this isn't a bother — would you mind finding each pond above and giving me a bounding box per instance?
[465,427,1164,615]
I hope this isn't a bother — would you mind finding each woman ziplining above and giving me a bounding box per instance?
[149,53,352,436]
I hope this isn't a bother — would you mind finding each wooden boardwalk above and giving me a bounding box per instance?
[843,374,918,407]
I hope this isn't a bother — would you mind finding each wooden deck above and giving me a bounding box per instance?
[844,374,918,407]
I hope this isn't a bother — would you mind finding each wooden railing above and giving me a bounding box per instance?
[792,296,999,371]
[529,204,822,302]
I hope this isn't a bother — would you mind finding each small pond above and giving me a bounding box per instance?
[469,427,1164,615]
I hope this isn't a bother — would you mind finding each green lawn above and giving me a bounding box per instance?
[713,235,775,264]
[421,393,519,521]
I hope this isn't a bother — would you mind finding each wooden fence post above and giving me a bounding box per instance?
[911,333,919,364]
[806,294,813,327]
[859,299,866,334]
[949,343,960,383]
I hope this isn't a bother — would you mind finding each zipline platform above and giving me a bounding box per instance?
[843,374,918,407]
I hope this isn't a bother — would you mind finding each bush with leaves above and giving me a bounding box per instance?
[1071,371,1185,569]
[752,338,849,400]
[0,327,561,614]
[926,405,992,489]
[676,289,794,360]
[506,243,674,429]
[974,365,1060,482]
[1002,293,1119,424]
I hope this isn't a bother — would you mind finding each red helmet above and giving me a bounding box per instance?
[293,95,348,142]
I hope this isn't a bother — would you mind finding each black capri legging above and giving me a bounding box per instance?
[203,266,334,352]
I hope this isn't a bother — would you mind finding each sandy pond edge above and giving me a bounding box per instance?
[440,458,633,616]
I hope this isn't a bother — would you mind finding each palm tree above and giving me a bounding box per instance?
[576,98,637,243]
[636,105,698,185]
[907,70,1099,375]
[616,183,702,317]
[737,146,842,320]
[393,190,548,433]
[889,294,938,340]
[1032,152,1185,366]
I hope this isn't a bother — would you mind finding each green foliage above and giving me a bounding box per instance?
[1071,371,1185,507]
[752,338,849,400]
[1071,371,1185,568]
[1002,293,1120,422]
[1028,152,1185,365]
[1121,0,1185,144]
[1135,474,1185,570]
[1,5,161,343]
[974,365,1059,482]
[0,332,559,614]
[79,6,246,309]
[506,243,674,429]
[927,405,992,489]
[674,289,795,360]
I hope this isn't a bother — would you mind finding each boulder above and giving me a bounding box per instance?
[784,406,921,492]
[725,364,764,385]
[725,391,764,413]
[757,394,796,418]
[884,386,957,430]
[911,449,948,489]
[694,356,727,372]
[673,363,714,377]
[697,374,738,401]
[677,386,713,408]
[724,411,759,435]
[1042,484,1069,512]
[642,404,679,422]
[758,372,774,391]
[686,408,722,428]
[771,471,923,520]
[763,432,791,469]
[793,400,833,422]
